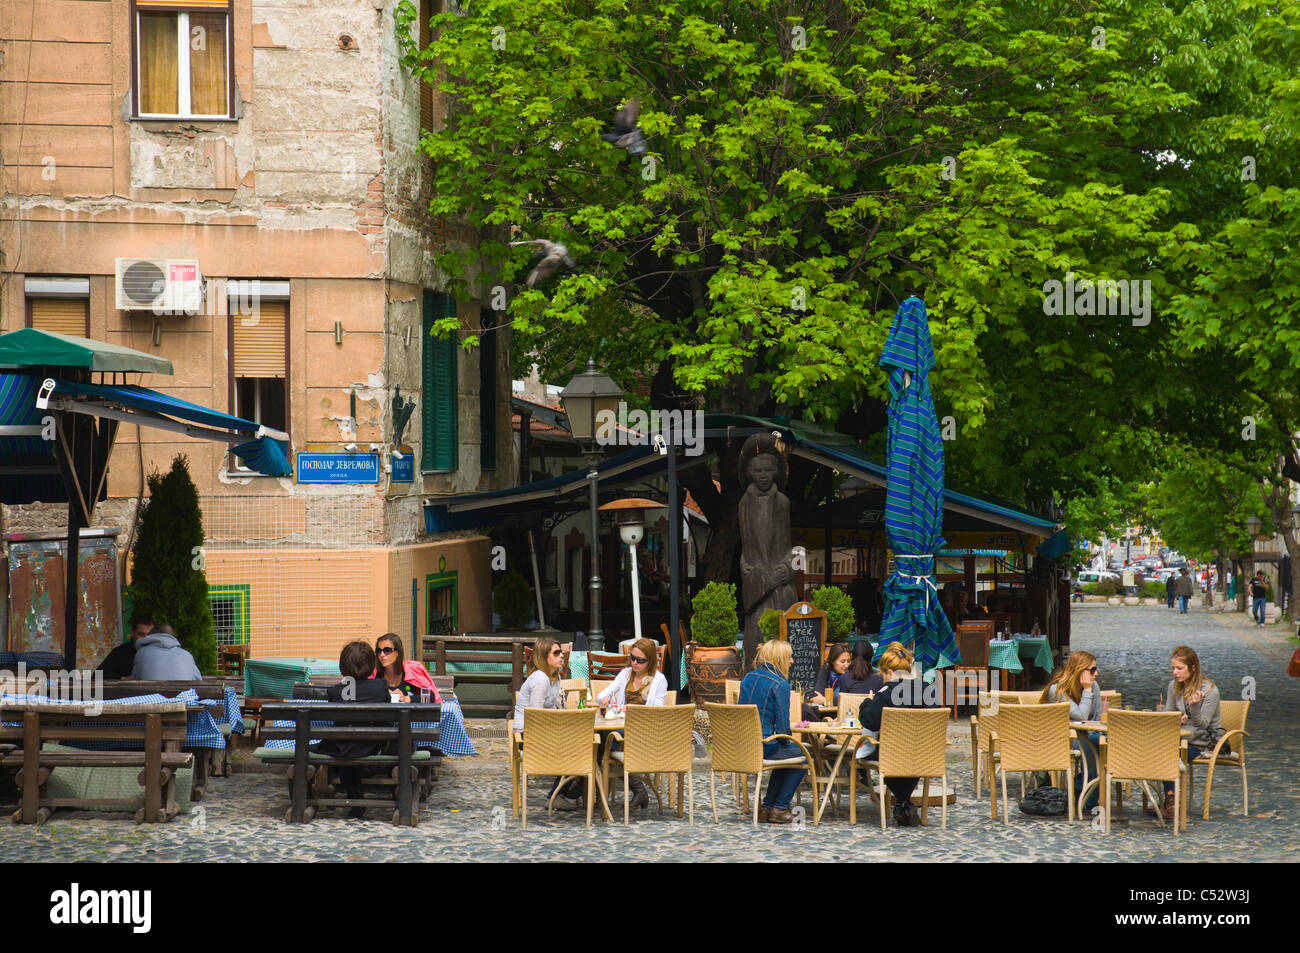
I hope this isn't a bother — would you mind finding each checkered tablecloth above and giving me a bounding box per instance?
[262,696,477,757]
[199,687,244,734]
[1,690,226,749]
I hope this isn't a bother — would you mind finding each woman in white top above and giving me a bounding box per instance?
[513,635,565,733]
[597,638,668,709]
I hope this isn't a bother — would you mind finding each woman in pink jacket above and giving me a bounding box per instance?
[373,633,440,702]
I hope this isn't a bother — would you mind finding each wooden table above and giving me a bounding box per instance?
[793,722,862,824]
[1071,721,1191,827]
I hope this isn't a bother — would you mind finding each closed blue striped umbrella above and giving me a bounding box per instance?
[876,297,959,669]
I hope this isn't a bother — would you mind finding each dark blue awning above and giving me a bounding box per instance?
[38,378,292,477]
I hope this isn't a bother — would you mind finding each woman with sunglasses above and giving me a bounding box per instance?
[1040,650,1103,811]
[595,638,668,709]
[515,636,580,807]
[374,633,440,704]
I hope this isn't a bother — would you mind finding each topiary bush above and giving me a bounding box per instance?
[758,608,781,641]
[810,585,855,640]
[689,581,739,647]
[492,570,533,629]
[127,455,217,675]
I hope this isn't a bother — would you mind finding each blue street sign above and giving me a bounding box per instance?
[296,452,381,484]
[392,453,414,483]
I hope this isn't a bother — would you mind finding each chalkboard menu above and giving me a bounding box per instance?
[780,602,826,693]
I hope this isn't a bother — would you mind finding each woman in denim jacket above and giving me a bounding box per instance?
[738,639,808,824]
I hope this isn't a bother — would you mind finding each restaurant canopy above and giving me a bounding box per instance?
[0,328,291,666]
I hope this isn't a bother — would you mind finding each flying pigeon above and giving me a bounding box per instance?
[509,239,576,287]
[600,98,647,156]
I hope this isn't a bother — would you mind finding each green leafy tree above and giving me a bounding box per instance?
[127,456,216,674]
[398,0,1293,584]
[492,569,534,629]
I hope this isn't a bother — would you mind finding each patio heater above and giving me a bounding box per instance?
[599,498,664,643]
[560,359,624,652]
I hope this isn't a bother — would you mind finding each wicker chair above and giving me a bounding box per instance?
[561,679,587,709]
[1102,709,1186,834]
[519,708,599,829]
[603,704,695,825]
[506,693,523,816]
[870,706,951,828]
[724,679,742,705]
[968,693,1000,798]
[989,702,1074,823]
[589,679,614,704]
[1193,700,1249,820]
[704,703,819,826]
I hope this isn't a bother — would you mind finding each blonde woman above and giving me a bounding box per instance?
[738,640,806,824]
[596,638,668,709]
[1162,645,1225,819]
[1041,650,1103,811]
[859,642,939,827]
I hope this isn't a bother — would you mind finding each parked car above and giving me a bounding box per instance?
[1078,570,1120,584]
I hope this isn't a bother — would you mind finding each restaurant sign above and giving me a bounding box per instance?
[296,452,381,484]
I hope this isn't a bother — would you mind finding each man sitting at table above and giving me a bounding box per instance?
[313,641,390,818]
[859,642,940,827]
[130,624,201,680]
[98,613,153,679]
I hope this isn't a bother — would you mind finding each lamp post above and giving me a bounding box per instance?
[599,498,664,643]
[560,359,624,652]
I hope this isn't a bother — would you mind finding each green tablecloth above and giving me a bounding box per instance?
[986,636,1054,675]
[244,658,340,698]
[570,650,688,689]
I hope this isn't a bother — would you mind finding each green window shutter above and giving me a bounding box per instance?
[422,291,458,472]
[479,308,497,470]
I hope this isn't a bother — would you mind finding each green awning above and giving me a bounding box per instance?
[0,328,174,375]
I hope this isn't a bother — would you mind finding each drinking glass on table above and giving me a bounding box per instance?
[419,689,431,704]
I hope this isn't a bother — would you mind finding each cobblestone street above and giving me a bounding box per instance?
[2,606,1296,863]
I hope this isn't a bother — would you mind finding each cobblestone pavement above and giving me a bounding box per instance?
[1,606,1295,862]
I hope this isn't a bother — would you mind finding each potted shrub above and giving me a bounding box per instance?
[492,570,533,631]
[810,586,855,642]
[686,581,743,708]
[758,608,782,642]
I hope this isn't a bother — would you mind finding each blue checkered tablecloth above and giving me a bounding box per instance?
[1,691,226,749]
[199,687,244,734]
[262,696,477,757]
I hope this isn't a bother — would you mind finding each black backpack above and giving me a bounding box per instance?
[1019,786,1068,816]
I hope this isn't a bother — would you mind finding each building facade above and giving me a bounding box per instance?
[0,0,508,662]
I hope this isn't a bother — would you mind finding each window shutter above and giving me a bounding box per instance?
[232,301,286,378]
[419,0,433,134]
[479,309,496,469]
[422,292,458,472]
[29,298,88,337]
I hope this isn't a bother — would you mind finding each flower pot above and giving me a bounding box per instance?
[685,642,742,709]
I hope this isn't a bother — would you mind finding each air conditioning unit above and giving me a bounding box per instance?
[115,258,203,314]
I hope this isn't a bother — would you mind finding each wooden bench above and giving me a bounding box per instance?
[422,633,568,717]
[256,702,441,826]
[0,701,193,824]
[100,678,239,792]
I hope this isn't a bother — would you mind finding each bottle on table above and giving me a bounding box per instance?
[1031,619,1041,637]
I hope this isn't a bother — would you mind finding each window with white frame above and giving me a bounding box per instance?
[134,1,232,119]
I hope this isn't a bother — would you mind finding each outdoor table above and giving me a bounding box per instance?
[988,635,1053,689]
[245,658,341,698]
[1071,720,1192,826]
[793,722,862,824]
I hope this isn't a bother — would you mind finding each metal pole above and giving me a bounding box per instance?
[587,457,603,652]
[629,540,642,640]
[667,417,681,692]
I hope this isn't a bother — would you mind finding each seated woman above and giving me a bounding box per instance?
[809,642,851,706]
[315,641,390,818]
[1040,650,1102,812]
[1162,645,1226,820]
[837,640,886,698]
[738,639,807,824]
[596,637,668,708]
[595,637,667,809]
[513,635,579,809]
[858,642,936,827]
[373,633,440,703]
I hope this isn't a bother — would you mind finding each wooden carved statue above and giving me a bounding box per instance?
[737,434,796,669]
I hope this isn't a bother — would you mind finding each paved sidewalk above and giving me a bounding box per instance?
[0,606,1294,862]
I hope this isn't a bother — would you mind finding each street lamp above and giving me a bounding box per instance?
[600,498,664,643]
[1246,515,1261,541]
[560,359,624,652]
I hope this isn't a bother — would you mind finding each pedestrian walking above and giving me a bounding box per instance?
[1165,574,1176,609]
[1249,572,1268,626]
[1174,568,1194,614]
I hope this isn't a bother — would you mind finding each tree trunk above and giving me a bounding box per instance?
[1259,458,1299,623]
